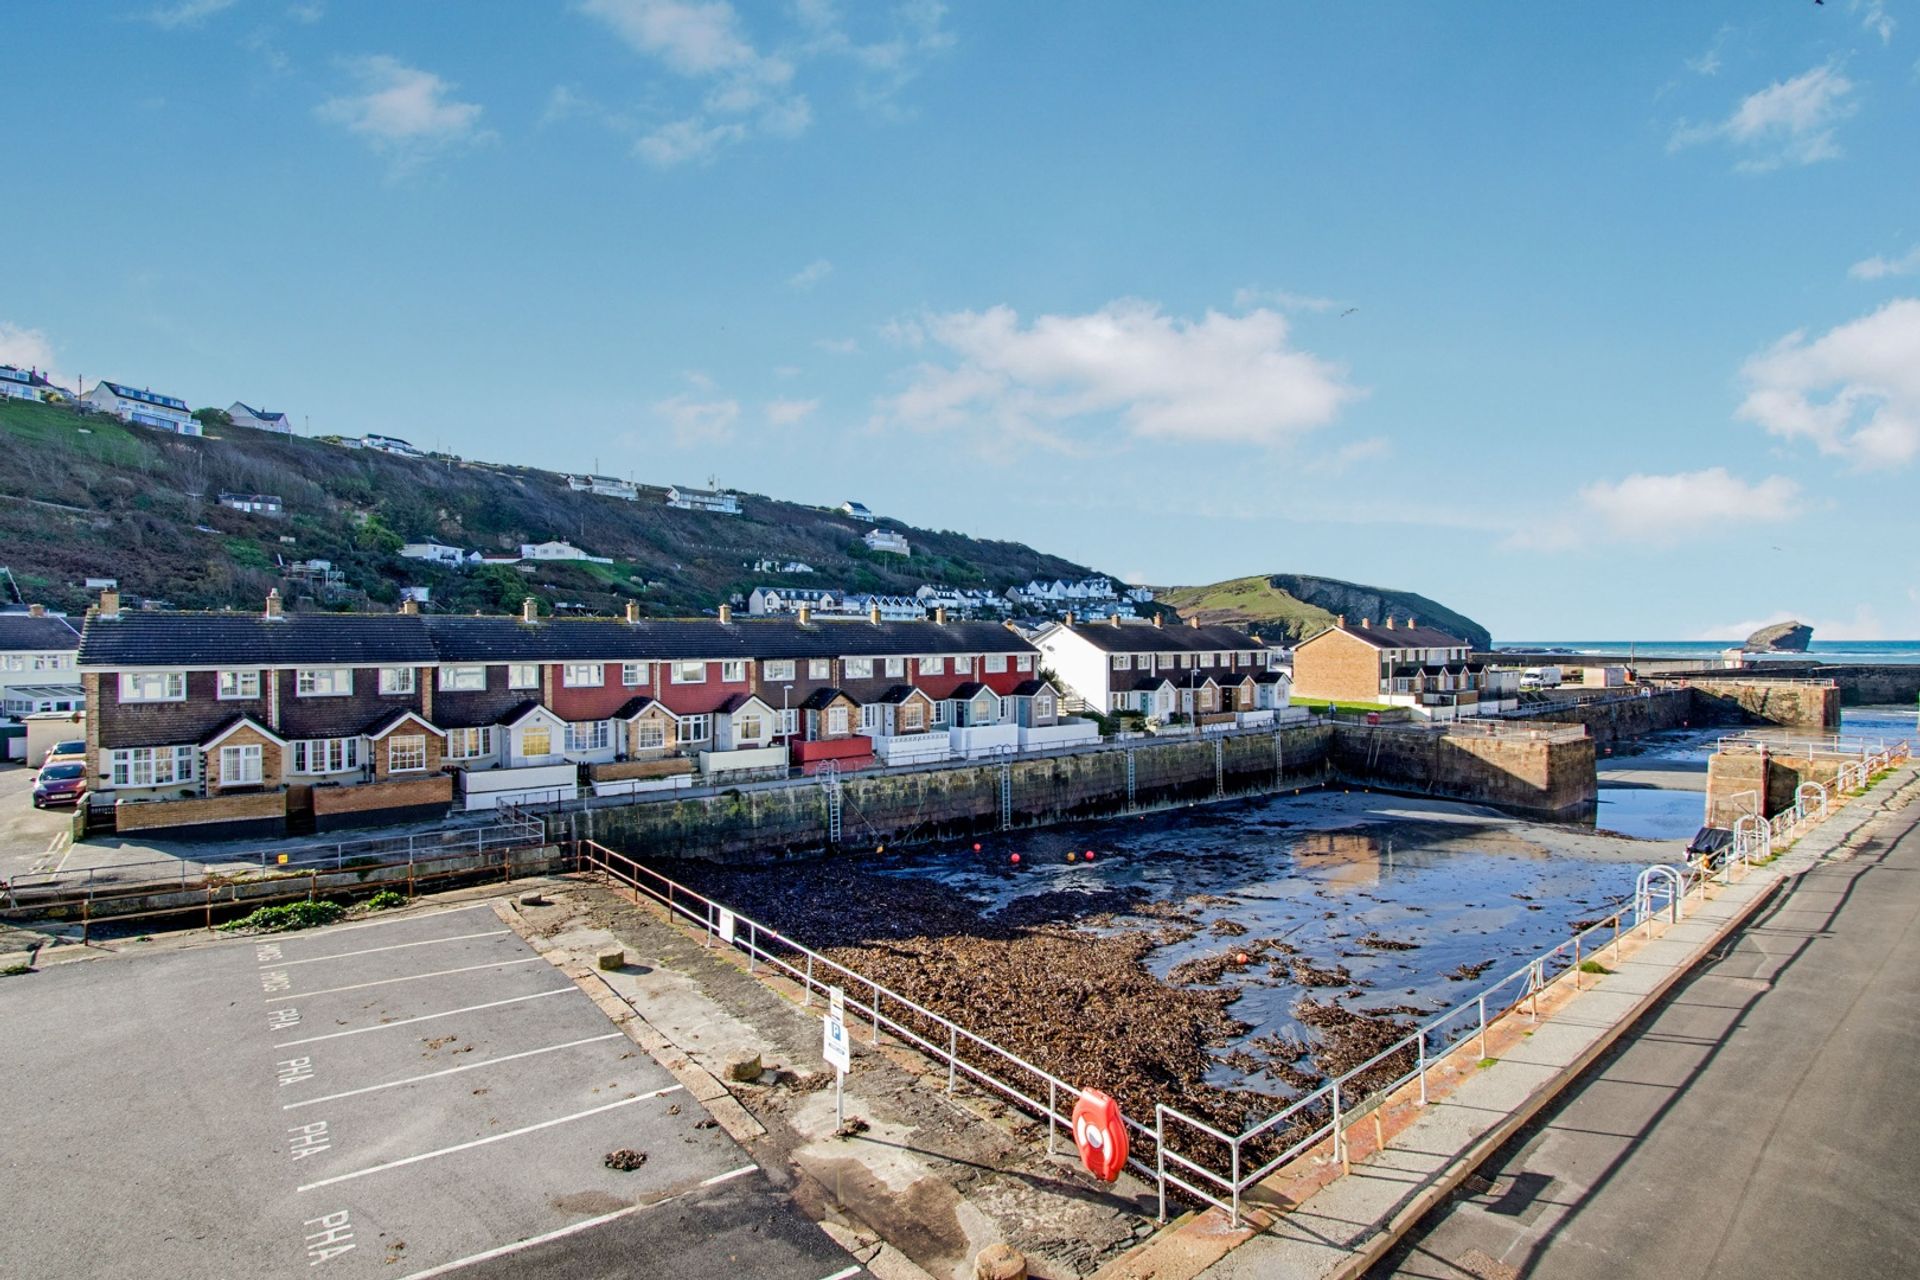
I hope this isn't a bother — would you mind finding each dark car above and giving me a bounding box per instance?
[32,762,87,809]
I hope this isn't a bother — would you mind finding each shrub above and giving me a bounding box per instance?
[218,900,347,933]
[365,890,407,911]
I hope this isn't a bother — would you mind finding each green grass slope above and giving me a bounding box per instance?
[1157,573,1491,649]
[0,397,1099,617]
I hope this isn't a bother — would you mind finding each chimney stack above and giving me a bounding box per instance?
[1187,615,1199,628]
[1385,615,1395,630]
[1109,613,1121,626]
[625,600,640,624]
[798,603,812,626]
[1336,614,1346,628]
[99,588,120,618]
[521,597,538,624]
[872,603,883,624]
[718,603,732,624]
[1406,615,1416,628]
[1152,613,1163,628]
[1360,617,1371,629]
[934,605,948,625]
[400,597,419,615]
[1064,610,1075,627]
[265,589,283,620]
[27,603,45,618]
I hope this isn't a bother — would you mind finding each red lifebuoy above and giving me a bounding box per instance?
[1071,1088,1129,1182]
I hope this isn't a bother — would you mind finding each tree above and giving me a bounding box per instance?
[355,512,404,556]
[192,407,233,431]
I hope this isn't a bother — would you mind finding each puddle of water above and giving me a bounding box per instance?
[1593,786,1703,841]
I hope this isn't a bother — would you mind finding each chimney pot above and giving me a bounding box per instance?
[625,600,640,624]
[28,603,45,618]
[1109,613,1121,626]
[1407,615,1416,628]
[934,605,947,625]
[100,588,121,617]
[265,589,283,620]
[1187,615,1199,628]
[1152,613,1163,628]
[521,597,538,624]
[1337,614,1346,627]
[718,603,733,624]
[1360,617,1371,630]
[1385,615,1395,629]
[872,604,883,624]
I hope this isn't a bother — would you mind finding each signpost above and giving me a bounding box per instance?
[823,985,850,1128]
[716,909,736,946]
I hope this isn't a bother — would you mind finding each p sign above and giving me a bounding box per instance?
[823,1012,851,1073]
[1071,1088,1129,1182]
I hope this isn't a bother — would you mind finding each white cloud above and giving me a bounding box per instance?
[652,392,740,446]
[287,1,325,21]
[580,0,767,76]
[1738,298,1920,467]
[1853,0,1895,45]
[0,322,58,374]
[316,56,490,169]
[877,299,1360,451]
[1849,245,1920,280]
[787,258,833,289]
[1670,63,1856,171]
[145,0,237,27]
[1685,24,1733,77]
[1232,286,1341,314]
[764,397,820,425]
[1579,468,1800,542]
[633,116,745,165]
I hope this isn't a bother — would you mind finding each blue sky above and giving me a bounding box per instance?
[4,2,1917,641]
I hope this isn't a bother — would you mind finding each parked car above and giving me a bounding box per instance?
[43,739,86,766]
[32,761,87,808]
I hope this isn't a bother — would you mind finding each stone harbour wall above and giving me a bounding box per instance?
[1326,725,1596,819]
[1684,681,1841,730]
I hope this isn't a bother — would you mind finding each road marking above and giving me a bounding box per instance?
[273,955,544,1000]
[273,988,577,1049]
[296,901,492,936]
[296,1087,685,1193]
[815,1269,863,1280]
[304,1210,355,1266]
[264,929,511,968]
[283,1033,624,1109]
[288,1119,332,1162]
[390,1165,758,1280]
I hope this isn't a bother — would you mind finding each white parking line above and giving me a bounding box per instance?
[272,988,577,1048]
[273,956,545,1000]
[282,1033,624,1109]
[296,1087,685,1192]
[295,901,492,936]
[816,1268,863,1280]
[264,929,511,968]
[390,1164,758,1280]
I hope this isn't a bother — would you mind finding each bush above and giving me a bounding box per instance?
[365,890,408,911]
[218,900,348,933]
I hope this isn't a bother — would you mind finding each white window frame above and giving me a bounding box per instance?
[764,659,795,682]
[809,658,831,680]
[219,744,264,785]
[735,712,764,741]
[1035,695,1054,718]
[379,667,416,695]
[884,657,905,678]
[954,656,973,675]
[919,657,944,676]
[296,668,353,698]
[109,745,196,788]
[438,665,487,692]
[672,661,707,685]
[1111,655,1129,670]
[827,705,849,736]
[621,662,648,687]
[844,657,873,680]
[446,726,494,760]
[119,672,185,702]
[1016,655,1033,672]
[565,720,611,752]
[985,654,1007,674]
[635,720,667,750]
[900,701,925,731]
[387,734,428,772]
[291,737,360,775]
[507,664,540,691]
[720,660,746,682]
[562,663,604,689]
[860,703,882,732]
[931,700,952,727]
[678,713,711,742]
[777,707,797,737]
[216,670,260,700]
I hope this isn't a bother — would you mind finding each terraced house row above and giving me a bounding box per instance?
[75,590,1106,838]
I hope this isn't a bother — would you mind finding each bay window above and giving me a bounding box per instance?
[388,735,427,772]
[446,727,494,760]
[678,714,711,742]
[291,737,360,774]
[108,745,195,787]
[565,720,611,752]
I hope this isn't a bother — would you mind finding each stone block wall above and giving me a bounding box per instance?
[114,789,287,836]
[1686,681,1841,730]
[1327,724,1596,818]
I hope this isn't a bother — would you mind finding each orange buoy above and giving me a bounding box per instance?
[1066,852,1077,863]
[1072,1089,1129,1182]
[1235,952,1249,965]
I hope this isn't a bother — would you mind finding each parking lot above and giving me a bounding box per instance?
[0,899,867,1280]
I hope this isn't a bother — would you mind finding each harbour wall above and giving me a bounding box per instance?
[1704,748,1846,829]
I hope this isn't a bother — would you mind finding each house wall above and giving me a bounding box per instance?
[312,775,454,831]
[432,665,533,729]
[205,724,285,794]
[275,667,426,740]
[1293,631,1384,703]
[549,662,652,720]
[370,728,446,779]
[1035,631,1112,710]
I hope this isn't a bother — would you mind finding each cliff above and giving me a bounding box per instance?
[1155,573,1492,650]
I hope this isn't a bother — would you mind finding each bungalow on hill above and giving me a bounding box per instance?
[219,492,284,516]
[863,528,910,556]
[0,365,70,402]
[567,475,639,501]
[1290,616,1489,720]
[400,541,476,567]
[747,587,839,616]
[518,540,612,564]
[839,500,875,522]
[666,485,741,515]
[84,381,197,434]
[228,402,292,433]
[751,559,815,575]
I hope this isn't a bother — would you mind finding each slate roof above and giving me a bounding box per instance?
[612,696,660,720]
[101,381,189,412]
[950,682,993,700]
[232,402,289,424]
[77,611,1038,669]
[1302,622,1470,651]
[872,684,929,705]
[1048,621,1262,654]
[0,611,81,652]
[1008,679,1054,697]
[800,687,851,710]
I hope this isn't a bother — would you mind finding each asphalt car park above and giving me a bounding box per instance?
[0,898,867,1280]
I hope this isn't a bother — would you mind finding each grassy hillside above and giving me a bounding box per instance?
[1157,573,1492,649]
[0,397,1098,617]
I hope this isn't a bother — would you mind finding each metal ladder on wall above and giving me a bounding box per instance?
[1214,738,1226,798]
[999,762,1013,832]
[818,761,842,845]
[1125,748,1138,812]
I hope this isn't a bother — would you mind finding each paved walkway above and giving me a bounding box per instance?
[1168,767,1920,1280]
[1369,787,1920,1279]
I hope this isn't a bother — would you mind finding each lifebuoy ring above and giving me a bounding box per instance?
[1071,1088,1129,1182]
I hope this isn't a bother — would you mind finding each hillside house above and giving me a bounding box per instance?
[840,593,923,622]
[400,542,475,567]
[1290,616,1486,719]
[751,560,815,575]
[1126,586,1155,603]
[219,492,284,516]
[343,434,426,458]
[228,402,292,433]
[1034,616,1277,723]
[839,500,875,522]
[748,587,839,615]
[0,365,69,402]
[863,528,910,556]
[567,475,639,501]
[84,381,197,434]
[518,540,612,564]
[665,485,740,515]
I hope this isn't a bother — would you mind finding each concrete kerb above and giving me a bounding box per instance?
[1096,761,1920,1280]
